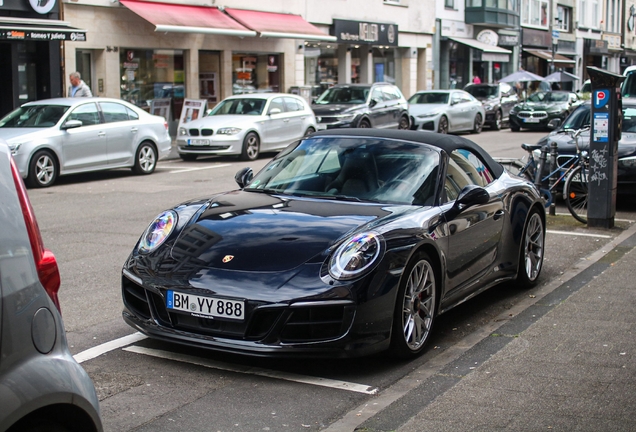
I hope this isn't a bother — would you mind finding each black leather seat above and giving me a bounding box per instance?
[327,152,379,196]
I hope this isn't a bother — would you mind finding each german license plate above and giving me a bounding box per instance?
[188,139,210,145]
[166,290,244,320]
[524,117,540,123]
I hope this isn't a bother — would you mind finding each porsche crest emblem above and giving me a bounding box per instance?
[222,255,234,263]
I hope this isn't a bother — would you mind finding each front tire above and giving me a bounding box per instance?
[240,132,260,161]
[438,116,448,134]
[390,252,438,358]
[304,127,316,136]
[358,119,371,128]
[516,209,545,288]
[492,110,502,130]
[564,165,588,224]
[398,115,410,130]
[132,141,157,175]
[26,149,57,188]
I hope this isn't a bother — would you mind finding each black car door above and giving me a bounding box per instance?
[442,149,505,301]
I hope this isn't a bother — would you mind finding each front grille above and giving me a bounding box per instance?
[318,117,339,124]
[280,304,354,342]
[201,129,213,136]
[189,129,200,136]
[518,111,548,119]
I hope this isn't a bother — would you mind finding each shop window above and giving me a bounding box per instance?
[232,53,280,94]
[200,51,221,107]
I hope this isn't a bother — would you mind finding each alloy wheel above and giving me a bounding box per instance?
[401,259,436,351]
[523,212,544,282]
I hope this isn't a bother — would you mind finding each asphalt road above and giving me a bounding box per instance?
[26,128,636,432]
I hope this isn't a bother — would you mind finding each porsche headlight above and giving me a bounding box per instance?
[329,232,384,280]
[138,210,177,253]
[217,127,242,135]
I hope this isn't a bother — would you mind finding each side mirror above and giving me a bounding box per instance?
[369,98,378,108]
[235,167,253,188]
[444,185,489,221]
[269,108,282,115]
[547,118,562,130]
[61,119,82,130]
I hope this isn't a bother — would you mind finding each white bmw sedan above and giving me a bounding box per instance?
[177,93,317,161]
[0,97,171,188]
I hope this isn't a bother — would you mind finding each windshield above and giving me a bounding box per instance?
[623,106,636,132]
[622,72,636,98]
[562,105,590,130]
[315,87,370,104]
[0,105,69,128]
[408,93,449,104]
[465,85,498,98]
[247,137,440,205]
[208,98,265,115]
[528,92,569,103]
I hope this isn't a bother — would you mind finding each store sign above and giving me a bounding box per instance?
[498,34,519,46]
[0,0,60,13]
[333,19,398,46]
[29,0,56,14]
[440,20,473,38]
[482,53,510,63]
[0,29,86,41]
[476,29,498,46]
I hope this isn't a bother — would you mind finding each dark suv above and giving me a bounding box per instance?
[311,83,410,130]
[464,82,519,130]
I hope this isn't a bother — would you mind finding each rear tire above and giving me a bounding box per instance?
[132,141,157,175]
[390,252,438,359]
[304,127,316,136]
[398,115,410,130]
[26,149,57,188]
[564,165,588,224]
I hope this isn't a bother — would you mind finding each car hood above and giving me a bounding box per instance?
[540,130,636,158]
[515,101,568,112]
[409,104,447,116]
[168,190,395,272]
[473,95,498,103]
[185,115,262,129]
[0,128,53,142]
[311,104,367,116]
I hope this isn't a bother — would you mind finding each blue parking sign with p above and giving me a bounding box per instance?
[594,90,610,109]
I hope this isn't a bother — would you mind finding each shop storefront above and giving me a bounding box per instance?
[0,0,86,116]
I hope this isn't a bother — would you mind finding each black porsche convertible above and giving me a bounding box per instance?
[122,129,546,358]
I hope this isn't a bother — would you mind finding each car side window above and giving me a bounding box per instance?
[451,93,463,105]
[126,107,139,120]
[100,102,131,123]
[444,149,494,203]
[269,98,285,114]
[382,87,400,101]
[68,103,100,126]
[371,88,384,102]
[283,97,303,112]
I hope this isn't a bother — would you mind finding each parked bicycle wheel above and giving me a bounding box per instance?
[564,165,588,224]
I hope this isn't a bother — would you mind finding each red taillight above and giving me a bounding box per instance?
[164,121,169,131]
[9,157,61,312]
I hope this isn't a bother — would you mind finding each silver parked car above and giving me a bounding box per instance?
[0,97,172,188]
[177,93,317,161]
[408,90,485,134]
[0,140,103,431]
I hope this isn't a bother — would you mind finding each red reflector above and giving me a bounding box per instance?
[9,157,62,312]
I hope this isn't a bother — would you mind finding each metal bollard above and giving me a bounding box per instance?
[548,141,558,216]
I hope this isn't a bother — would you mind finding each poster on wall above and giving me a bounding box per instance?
[199,72,218,103]
[177,99,207,131]
[150,98,171,121]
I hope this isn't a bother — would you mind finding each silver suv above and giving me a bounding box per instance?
[0,140,102,431]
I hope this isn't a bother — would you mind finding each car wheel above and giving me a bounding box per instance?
[26,149,57,188]
[516,209,545,288]
[492,110,502,130]
[471,113,483,134]
[304,127,316,136]
[240,132,260,161]
[390,252,438,358]
[437,116,448,134]
[179,154,198,161]
[358,119,371,128]
[132,141,157,175]
[398,115,410,130]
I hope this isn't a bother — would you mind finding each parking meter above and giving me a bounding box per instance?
[587,66,624,229]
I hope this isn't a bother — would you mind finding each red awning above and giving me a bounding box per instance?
[120,0,257,37]
[224,8,336,41]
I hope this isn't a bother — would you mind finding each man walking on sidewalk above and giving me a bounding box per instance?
[68,72,93,98]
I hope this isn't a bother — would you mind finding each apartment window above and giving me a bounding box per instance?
[467,0,483,5]
[580,0,587,26]
[521,0,549,28]
[592,0,599,27]
[606,0,619,32]
[445,0,455,8]
[556,5,571,32]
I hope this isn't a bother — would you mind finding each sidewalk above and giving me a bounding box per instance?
[359,225,636,432]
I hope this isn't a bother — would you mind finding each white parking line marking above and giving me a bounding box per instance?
[74,332,147,364]
[547,230,612,239]
[123,345,379,395]
[169,164,232,174]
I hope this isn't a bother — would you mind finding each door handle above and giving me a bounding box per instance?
[131,127,138,133]
[98,132,106,137]
[283,119,290,122]
[493,210,505,220]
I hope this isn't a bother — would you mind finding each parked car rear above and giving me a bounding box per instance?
[0,140,102,431]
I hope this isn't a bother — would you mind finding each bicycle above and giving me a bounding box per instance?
[495,126,590,224]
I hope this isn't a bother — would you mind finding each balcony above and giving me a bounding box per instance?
[465,0,520,28]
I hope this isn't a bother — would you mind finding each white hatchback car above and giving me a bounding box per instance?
[177,93,317,161]
[0,98,172,187]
